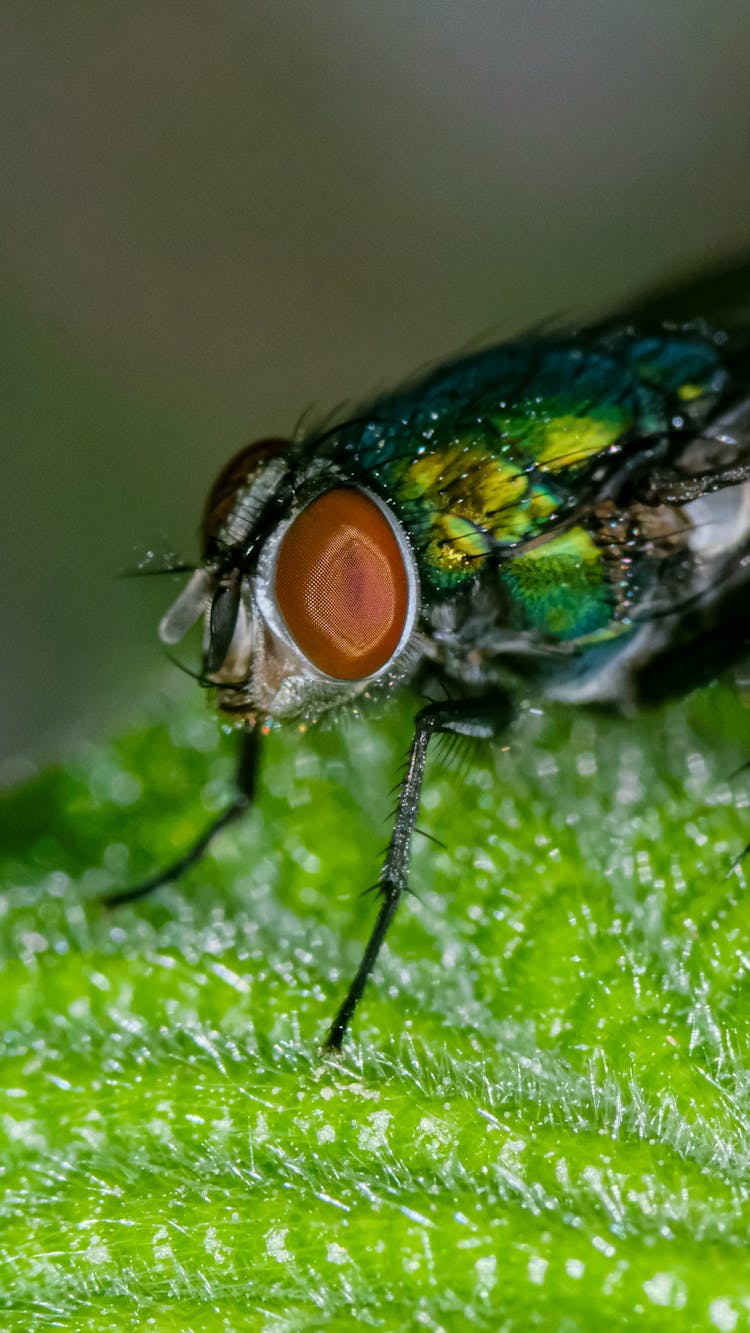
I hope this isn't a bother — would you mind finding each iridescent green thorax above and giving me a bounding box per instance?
[327,324,727,648]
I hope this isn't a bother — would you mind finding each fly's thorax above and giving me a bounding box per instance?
[159,443,423,723]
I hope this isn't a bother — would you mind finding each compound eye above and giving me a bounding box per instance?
[274,489,410,680]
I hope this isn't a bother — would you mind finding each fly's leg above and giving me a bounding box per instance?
[637,462,750,507]
[103,727,260,907]
[324,694,513,1051]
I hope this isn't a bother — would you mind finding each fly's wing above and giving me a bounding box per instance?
[623,257,750,499]
[574,255,750,522]
[616,251,750,336]
[603,257,750,701]
[605,252,750,444]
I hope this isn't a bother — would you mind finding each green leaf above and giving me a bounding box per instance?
[2,684,750,1330]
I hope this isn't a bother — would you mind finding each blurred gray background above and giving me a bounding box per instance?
[2,0,750,779]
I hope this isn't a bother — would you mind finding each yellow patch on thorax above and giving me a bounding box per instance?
[536,413,628,472]
[404,444,529,543]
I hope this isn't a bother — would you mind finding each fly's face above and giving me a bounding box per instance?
[159,438,421,722]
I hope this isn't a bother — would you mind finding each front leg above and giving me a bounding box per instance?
[324,693,514,1051]
[103,726,260,907]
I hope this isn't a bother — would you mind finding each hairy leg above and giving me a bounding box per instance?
[324,694,513,1051]
[103,726,259,907]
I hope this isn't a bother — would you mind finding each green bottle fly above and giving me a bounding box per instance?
[109,257,750,1048]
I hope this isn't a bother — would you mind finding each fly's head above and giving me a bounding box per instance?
[159,437,422,724]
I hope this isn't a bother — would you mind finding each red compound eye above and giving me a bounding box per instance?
[274,488,409,680]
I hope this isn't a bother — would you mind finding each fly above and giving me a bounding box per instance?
[107,256,750,1049]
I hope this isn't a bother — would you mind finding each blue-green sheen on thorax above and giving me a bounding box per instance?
[325,328,726,659]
